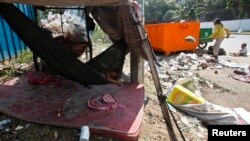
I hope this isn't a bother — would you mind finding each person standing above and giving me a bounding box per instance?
[209,18,230,61]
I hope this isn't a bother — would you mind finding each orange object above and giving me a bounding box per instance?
[145,22,200,55]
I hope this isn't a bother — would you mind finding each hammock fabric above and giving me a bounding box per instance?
[0,3,127,85]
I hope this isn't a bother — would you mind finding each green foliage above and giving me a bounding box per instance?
[16,50,33,64]
[91,25,112,45]
[0,50,32,77]
[227,0,250,19]
[144,0,250,23]
[145,0,179,23]
[0,62,21,77]
[163,10,179,22]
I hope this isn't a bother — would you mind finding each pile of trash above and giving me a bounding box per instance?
[145,52,219,92]
[40,10,88,43]
[145,52,250,125]
[145,52,250,98]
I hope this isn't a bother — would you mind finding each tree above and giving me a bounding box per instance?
[227,0,250,19]
[162,10,179,22]
[145,0,179,23]
[144,0,250,23]
[240,0,250,18]
[145,0,167,23]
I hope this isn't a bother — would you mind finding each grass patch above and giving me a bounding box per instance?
[16,50,34,64]
[0,50,33,77]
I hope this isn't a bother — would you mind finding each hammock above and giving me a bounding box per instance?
[0,3,127,86]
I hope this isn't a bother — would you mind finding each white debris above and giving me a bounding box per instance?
[40,10,88,43]
[15,126,24,131]
[219,59,249,70]
[184,35,197,43]
[145,52,230,94]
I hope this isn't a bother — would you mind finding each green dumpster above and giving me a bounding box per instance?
[198,28,213,49]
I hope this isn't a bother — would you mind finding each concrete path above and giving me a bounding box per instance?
[207,34,250,53]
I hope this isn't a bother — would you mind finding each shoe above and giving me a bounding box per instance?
[88,94,118,111]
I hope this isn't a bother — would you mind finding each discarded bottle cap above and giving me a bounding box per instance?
[79,126,90,141]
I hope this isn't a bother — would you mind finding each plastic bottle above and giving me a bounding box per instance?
[0,119,11,126]
[79,126,90,141]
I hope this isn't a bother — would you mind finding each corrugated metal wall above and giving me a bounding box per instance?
[0,4,34,61]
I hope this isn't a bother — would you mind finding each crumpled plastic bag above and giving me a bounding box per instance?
[174,102,240,125]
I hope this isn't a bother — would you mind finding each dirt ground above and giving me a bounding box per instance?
[139,53,250,141]
[0,46,250,141]
[197,55,250,111]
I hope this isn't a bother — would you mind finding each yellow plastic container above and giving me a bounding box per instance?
[145,22,200,55]
[167,85,205,105]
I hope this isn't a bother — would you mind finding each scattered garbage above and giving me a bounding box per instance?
[24,124,31,129]
[178,79,196,92]
[79,126,90,141]
[179,117,200,131]
[0,119,11,130]
[40,10,88,43]
[231,73,250,83]
[184,35,196,43]
[234,68,248,75]
[18,63,30,71]
[167,85,205,105]
[219,59,249,71]
[232,108,250,124]
[15,125,24,131]
[145,52,228,94]
[166,103,177,112]
[200,62,208,69]
[174,102,250,125]
[230,65,250,83]
[207,46,226,55]
[145,51,250,127]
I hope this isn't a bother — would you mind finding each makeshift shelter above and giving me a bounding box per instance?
[0,0,150,86]
[0,0,178,140]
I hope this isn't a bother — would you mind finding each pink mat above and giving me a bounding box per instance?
[0,73,144,140]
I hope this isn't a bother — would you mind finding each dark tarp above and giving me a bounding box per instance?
[0,3,127,85]
[0,0,130,6]
[90,6,147,59]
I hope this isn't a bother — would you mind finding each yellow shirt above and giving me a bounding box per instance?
[209,24,230,39]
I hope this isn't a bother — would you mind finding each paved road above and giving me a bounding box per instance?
[207,34,250,53]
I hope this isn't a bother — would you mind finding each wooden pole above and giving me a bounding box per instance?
[130,50,144,83]
[130,0,144,83]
